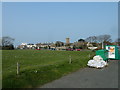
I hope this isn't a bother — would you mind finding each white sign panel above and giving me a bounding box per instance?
[106,46,115,59]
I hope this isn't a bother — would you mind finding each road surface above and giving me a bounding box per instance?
[40,60,118,88]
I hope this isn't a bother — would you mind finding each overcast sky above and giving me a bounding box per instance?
[2,2,118,46]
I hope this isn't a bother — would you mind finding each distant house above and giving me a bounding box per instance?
[27,43,36,49]
[17,43,27,49]
[36,43,51,49]
[17,43,36,49]
[21,43,27,45]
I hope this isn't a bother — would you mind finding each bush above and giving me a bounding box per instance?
[2,45,14,50]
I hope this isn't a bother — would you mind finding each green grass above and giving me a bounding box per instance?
[0,50,2,89]
[2,50,95,88]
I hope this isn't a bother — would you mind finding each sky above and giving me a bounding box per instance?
[2,2,118,46]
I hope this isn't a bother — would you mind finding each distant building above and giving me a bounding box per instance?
[21,43,27,45]
[17,43,27,49]
[27,43,36,49]
[66,38,70,44]
[36,43,52,49]
[17,43,36,49]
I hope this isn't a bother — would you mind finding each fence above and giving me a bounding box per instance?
[3,53,94,75]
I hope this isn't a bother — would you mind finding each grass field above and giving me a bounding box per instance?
[0,50,2,89]
[2,50,95,88]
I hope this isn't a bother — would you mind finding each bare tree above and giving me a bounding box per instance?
[97,35,112,43]
[85,36,97,43]
[2,36,15,46]
[115,38,120,45]
[85,34,112,48]
[115,38,120,42]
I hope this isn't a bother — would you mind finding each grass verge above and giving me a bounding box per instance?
[2,50,95,88]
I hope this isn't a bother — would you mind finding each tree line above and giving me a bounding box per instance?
[0,35,120,50]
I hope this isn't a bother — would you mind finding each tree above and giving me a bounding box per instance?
[78,39,85,42]
[115,38,120,42]
[1,36,15,50]
[55,41,64,47]
[73,41,87,49]
[85,35,112,43]
[85,34,112,49]
[97,35,112,43]
[85,36,97,43]
[2,36,15,46]
[115,38,120,46]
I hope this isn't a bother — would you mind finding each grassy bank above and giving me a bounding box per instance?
[2,50,95,88]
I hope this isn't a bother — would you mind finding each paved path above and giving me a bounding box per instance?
[40,60,118,88]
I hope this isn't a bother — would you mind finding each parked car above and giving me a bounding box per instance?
[76,49,81,51]
[36,49,41,50]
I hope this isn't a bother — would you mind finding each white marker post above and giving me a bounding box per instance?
[17,62,20,75]
[69,55,71,64]
[89,54,91,59]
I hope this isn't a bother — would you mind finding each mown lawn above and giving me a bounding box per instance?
[2,50,95,88]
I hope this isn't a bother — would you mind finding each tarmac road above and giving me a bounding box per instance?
[40,60,118,88]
